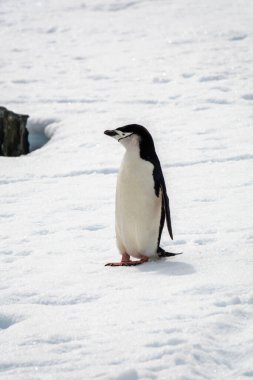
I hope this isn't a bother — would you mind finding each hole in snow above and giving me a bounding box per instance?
[27,118,58,152]
[0,314,19,330]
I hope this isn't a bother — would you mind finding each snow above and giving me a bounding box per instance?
[1,0,253,379]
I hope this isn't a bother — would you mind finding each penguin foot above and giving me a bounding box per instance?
[105,260,144,267]
[105,255,149,267]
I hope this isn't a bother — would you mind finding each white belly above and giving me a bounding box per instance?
[115,151,162,259]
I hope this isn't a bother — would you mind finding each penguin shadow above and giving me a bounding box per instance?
[137,259,195,276]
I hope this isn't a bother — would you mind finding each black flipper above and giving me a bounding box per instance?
[161,179,173,240]
[153,157,173,240]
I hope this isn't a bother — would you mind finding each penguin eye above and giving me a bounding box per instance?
[122,133,125,136]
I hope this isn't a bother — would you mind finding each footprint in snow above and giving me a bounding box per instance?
[175,357,186,365]
[84,224,105,231]
[146,338,185,348]
[199,74,227,82]
[194,238,215,245]
[194,106,210,111]
[1,250,13,256]
[174,239,186,245]
[241,94,253,101]
[228,32,247,41]
[0,314,22,330]
[152,77,171,84]
[32,293,100,306]
[113,369,138,380]
[214,296,241,307]
[182,72,195,78]
[206,98,232,105]
[32,229,51,236]
[0,213,14,219]
[243,371,253,377]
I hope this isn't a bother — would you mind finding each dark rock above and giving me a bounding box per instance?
[0,107,29,156]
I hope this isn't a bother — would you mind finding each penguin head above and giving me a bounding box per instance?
[104,124,155,153]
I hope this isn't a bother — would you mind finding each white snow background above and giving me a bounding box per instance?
[1,0,253,379]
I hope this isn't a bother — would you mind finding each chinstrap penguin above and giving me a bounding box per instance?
[104,124,179,266]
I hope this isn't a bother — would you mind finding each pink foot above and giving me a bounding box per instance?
[105,254,149,267]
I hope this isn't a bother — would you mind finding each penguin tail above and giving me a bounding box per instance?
[157,247,183,257]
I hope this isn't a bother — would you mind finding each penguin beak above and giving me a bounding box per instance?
[104,129,118,137]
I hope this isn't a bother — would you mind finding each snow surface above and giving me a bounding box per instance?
[1,0,253,379]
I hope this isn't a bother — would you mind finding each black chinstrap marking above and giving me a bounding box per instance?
[118,133,133,142]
